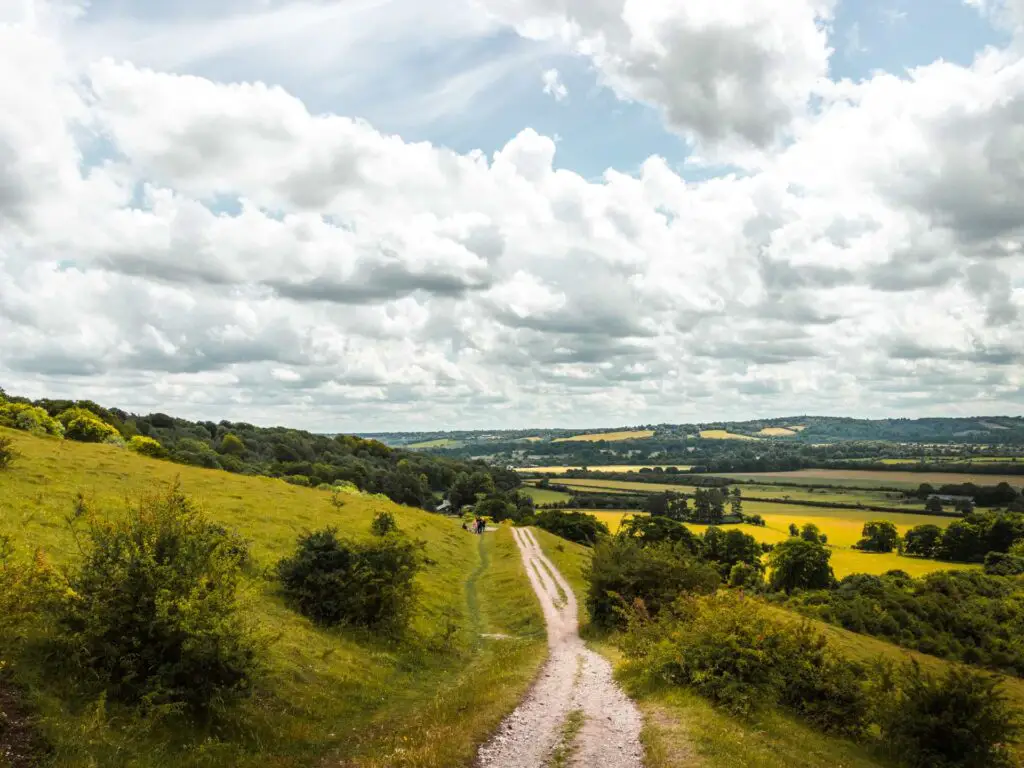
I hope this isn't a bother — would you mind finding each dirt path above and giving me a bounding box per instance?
[476,527,643,768]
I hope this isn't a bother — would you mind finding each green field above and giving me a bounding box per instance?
[549,477,927,511]
[720,468,1024,490]
[0,428,546,767]
[519,485,573,504]
[521,464,693,474]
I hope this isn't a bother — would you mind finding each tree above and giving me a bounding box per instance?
[801,523,825,544]
[766,538,834,593]
[219,433,246,455]
[619,515,700,553]
[903,524,943,557]
[730,487,743,517]
[925,496,944,514]
[702,527,763,578]
[693,488,725,524]
[644,492,671,517]
[789,523,800,537]
[855,521,900,553]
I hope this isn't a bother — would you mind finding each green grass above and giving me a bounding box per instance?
[547,708,585,767]
[720,469,1024,490]
[528,529,894,767]
[0,428,546,767]
[519,486,573,505]
[550,477,927,511]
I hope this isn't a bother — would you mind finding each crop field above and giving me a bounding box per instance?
[520,464,691,474]
[699,429,759,440]
[549,477,927,511]
[582,503,972,578]
[519,486,572,504]
[407,437,458,449]
[719,468,1024,490]
[551,430,655,443]
[758,427,798,436]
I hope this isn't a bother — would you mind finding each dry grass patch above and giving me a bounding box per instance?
[552,431,655,443]
[757,427,797,437]
[698,430,759,441]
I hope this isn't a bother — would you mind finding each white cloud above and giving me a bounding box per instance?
[477,0,835,151]
[541,67,568,101]
[0,1,1023,430]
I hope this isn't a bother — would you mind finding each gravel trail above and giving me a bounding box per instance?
[476,527,644,768]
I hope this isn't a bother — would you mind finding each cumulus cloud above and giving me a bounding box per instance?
[478,0,835,150]
[0,1,1023,429]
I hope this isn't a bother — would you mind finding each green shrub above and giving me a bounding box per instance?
[728,561,763,589]
[57,407,121,443]
[984,551,1024,576]
[619,515,700,553]
[0,402,64,437]
[533,509,609,545]
[284,475,310,487]
[0,436,19,470]
[371,511,397,536]
[621,592,869,732]
[875,662,1020,768]
[277,528,421,633]
[586,537,719,630]
[218,433,246,456]
[128,435,166,458]
[59,487,258,713]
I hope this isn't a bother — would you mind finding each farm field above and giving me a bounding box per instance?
[551,430,655,443]
[519,485,572,504]
[407,437,458,449]
[583,503,972,578]
[519,464,691,474]
[699,429,759,440]
[0,428,546,768]
[719,468,1024,490]
[548,477,927,511]
[758,427,797,436]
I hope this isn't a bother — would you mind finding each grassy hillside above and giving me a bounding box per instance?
[0,427,546,767]
[530,530,1024,767]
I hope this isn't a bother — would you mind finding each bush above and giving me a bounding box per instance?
[618,515,701,553]
[586,537,719,630]
[371,511,397,536]
[854,520,900,553]
[128,435,166,458]
[59,486,257,713]
[875,662,1020,768]
[984,552,1024,576]
[533,509,609,545]
[277,528,421,633]
[57,407,121,443]
[0,436,19,470]
[728,561,763,589]
[622,591,869,730]
[0,402,64,437]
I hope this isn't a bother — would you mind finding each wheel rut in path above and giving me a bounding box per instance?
[476,527,643,768]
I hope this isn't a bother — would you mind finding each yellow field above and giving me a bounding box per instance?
[520,464,691,474]
[406,437,456,448]
[788,425,806,432]
[699,430,759,441]
[584,504,972,578]
[552,430,655,443]
[758,427,797,436]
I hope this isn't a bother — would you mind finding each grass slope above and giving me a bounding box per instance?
[528,532,895,767]
[0,428,546,767]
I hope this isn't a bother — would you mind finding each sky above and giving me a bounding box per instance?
[1,0,1023,432]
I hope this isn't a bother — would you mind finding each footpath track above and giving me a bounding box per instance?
[476,527,643,768]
